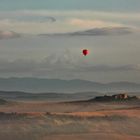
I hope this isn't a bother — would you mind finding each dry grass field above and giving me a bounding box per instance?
[0,99,140,140]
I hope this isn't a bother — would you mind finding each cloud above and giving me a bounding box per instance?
[0,19,59,34]
[69,26,133,36]
[2,10,138,21]
[0,11,57,34]
[0,10,139,34]
[78,64,140,72]
[69,18,122,28]
[0,18,126,34]
[0,11,57,22]
[44,26,134,36]
[0,54,139,77]
[0,31,20,40]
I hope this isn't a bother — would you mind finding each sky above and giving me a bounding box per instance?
[0,0,140,11]
[0,0,140,83]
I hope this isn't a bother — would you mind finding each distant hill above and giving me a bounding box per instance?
[0,98,7,105]
[0,90,139,102]
[0,90,100,101]
[0,78,140,93]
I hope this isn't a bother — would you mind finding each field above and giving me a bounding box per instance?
[0,99,140,140]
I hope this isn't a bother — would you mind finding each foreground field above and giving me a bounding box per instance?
[43,133,140,140]
[0,99,140,140]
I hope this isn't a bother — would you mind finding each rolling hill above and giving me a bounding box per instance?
[0,78,140,93]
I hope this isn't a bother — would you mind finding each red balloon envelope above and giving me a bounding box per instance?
[82,49,89,56]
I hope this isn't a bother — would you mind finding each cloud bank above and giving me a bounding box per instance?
[69,18,122,28]
[0,10,138,34]
[0,31,20,40]
[0,55,139,77]
[69,27,133,36]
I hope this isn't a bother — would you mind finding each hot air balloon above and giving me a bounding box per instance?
[82,49,89,56]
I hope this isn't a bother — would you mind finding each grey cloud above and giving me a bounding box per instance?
[0,31,21,40]
[78,64,140,72]
[0,13,56,23]
[0,56,139,77]
[42,26,134,36]
[15,16,56,23]
[0,59,38,73]
[70,27,134,36]
[43,17,56,23]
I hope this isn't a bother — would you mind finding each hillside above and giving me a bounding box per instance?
[0,78,140,93]
[0,98,7,105]
[0,90,101,101]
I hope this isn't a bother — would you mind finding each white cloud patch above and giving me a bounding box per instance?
[0,19,60,34]
[0,30,20,40]
[0,47,139,81]
[7,10,139,20]
[0,54,140,77]
[0,18,124,34]
[0,10,139,34]
[69,18,122,28]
